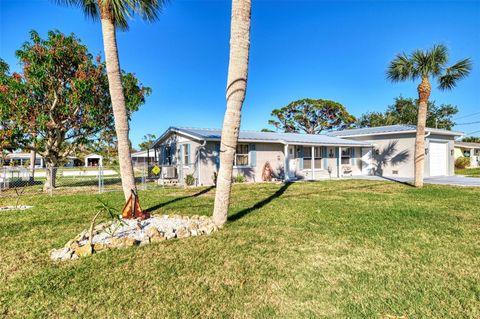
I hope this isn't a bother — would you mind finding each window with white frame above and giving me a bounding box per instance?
[183,144,189,165]
[303,146,323,169]
[341,147,351,165]
[235,144,249,166]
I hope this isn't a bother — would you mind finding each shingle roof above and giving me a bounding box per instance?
[153,127,372,147]
[327,124,463,137]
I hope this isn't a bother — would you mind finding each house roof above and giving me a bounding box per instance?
[455,141,480,149]
[153,127,373,147]
[131,150,156,158]
[327,124,463,138]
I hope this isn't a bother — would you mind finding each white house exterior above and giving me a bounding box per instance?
[149,125,462,186]
[329,125,463,178]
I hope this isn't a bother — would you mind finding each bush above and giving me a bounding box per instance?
[185,174,195,186]
[234,174,246,183]
[455,157,470,169]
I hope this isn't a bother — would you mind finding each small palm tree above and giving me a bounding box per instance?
[212,0,251,226]
[55,0,167,200]
[387,44,471,187]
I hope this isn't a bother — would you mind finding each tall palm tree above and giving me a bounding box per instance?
[212,0,251,226]
[387,44,471,187]
[54,0,166,200]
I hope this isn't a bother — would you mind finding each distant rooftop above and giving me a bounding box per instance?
[455,141,480,148]
[154,127,372,147]
[328,124,463,137]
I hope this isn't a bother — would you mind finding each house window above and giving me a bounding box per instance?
[341,147,351,165]
[183,144,189,165]
[235,144,249,166]
[303,146,322,169]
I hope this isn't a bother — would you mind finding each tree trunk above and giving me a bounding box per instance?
[44,162,57,192]
[212,0,251,226]
[414,77,431,187]
[29,146,36,186]
[100,17,137,201]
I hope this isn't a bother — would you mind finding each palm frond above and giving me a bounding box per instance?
[411,49,431,78]
[438,58,473,90]
[54,0,168,30]
[387,53,415,82]
[54,0,99,22]
[428,44,448,75]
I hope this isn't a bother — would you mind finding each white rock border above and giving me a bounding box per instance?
[0,205,33,212]
[50,214,218,261]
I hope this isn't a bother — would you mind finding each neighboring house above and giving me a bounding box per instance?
[329,124,462,178]
[152,127,372,186]
[3,152,77,168]
[131,149,156,168]
[454,141,480,168]
[84,153,103,167]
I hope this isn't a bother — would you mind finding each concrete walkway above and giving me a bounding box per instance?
[348,175,480,187]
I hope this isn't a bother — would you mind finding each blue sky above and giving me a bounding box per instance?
[1,0,479,147]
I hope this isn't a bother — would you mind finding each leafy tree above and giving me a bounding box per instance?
[461,136,480,143]
[55,0,167,202]
[357,97,458,130]
[0,31,150,190]
[138,134,157,150]
[387,44,471,187]
[268,99,356,134]
[213,0,251,226]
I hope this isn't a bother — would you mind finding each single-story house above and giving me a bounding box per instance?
[84,153,103,167]
[3,152,77,168]
[151,125,462,186]
[131,149,156,168]
[329,125,462,178]
[454,141,480,168]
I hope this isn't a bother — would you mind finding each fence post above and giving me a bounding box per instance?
[98,166,102,194]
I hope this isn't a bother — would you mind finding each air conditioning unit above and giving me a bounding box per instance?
[163,166,177,179]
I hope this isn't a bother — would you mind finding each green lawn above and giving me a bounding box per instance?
[1,180,479,318]
[456,167,480,177]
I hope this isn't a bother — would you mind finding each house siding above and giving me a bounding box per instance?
[345,132,456,178]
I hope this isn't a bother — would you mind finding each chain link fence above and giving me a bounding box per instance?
[0,165,184,198]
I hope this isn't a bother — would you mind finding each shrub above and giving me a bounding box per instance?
[185,174,195,186]
[234,174,246,183]
[455,157,470,169]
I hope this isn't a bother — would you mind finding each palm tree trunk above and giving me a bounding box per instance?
[414,77,431,187]
[212,0,251,226]
[100,16,136,201]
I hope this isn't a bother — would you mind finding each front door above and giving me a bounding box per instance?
[361,147,373,175]
[288,146,296,178]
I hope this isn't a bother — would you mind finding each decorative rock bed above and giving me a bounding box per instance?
[0,205,33,212]
[50,215,218,261]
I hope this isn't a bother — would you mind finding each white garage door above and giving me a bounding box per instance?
[429,142,448,176]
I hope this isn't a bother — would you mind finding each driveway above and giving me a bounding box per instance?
[349,175,480,187]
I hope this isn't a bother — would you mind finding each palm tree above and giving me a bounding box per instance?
[212,0,251,226]
[387,44,471,187]
[54,0,167,200]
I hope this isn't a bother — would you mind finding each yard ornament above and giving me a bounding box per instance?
[121,189,150,220]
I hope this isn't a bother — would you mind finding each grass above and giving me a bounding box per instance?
[456,167,480,177]
[0,180,479,318]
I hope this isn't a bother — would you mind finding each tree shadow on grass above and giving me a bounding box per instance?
[228,182,292,222]
[145,186,215,213]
